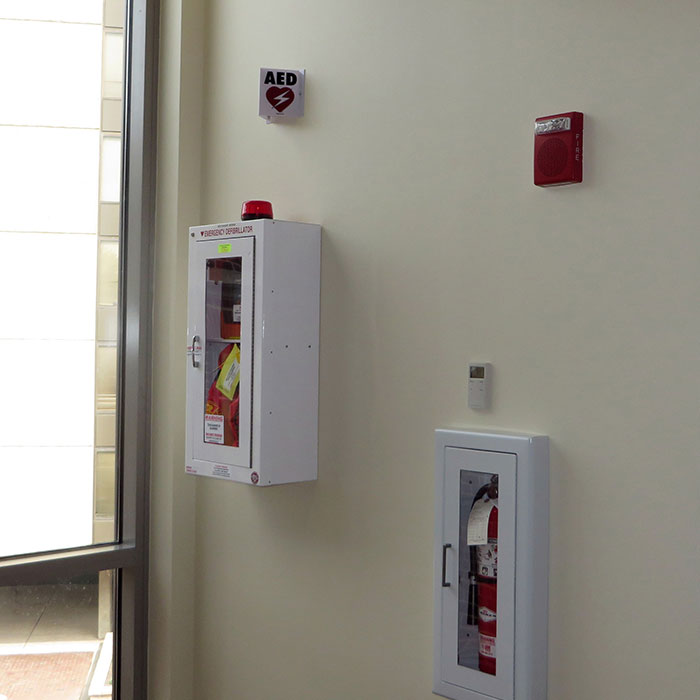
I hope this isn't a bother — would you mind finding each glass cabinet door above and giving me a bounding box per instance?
[440,447,516,700]
[189,237,254,471]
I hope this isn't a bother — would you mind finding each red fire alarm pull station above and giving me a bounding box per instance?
[534,111,583,187]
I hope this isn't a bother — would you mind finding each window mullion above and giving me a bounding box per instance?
[0,543,137,586]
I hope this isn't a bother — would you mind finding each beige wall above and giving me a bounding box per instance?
[151,1,700,699]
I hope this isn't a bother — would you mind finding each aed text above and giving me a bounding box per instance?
[264,70,297,86]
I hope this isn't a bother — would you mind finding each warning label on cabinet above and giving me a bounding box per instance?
[212,464,231,479]
[204,414,224,444]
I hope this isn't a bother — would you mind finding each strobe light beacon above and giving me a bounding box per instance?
[241,200,274,220]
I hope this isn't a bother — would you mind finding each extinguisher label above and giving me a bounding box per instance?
[476,538,498,578]
[204,414,225,444]
[467,499,497,545]
[233,304,241,323]
[479,634,497,659]
[479,606,497,623]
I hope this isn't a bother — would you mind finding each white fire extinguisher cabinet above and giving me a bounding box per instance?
[185,218,320,486]
[434,429,549,700]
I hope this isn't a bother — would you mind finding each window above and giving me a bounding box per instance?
[0,1,158,698]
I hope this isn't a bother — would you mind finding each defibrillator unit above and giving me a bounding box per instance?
[185,218,320,486]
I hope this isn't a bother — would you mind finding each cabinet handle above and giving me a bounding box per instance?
[191,335,200,368]
[442,543,452,587]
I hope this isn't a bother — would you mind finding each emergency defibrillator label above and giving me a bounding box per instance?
[204,414,224,444]
[195,224,254,239]
[259,68,305,121]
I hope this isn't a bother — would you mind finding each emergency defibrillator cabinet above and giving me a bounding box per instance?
[185,219,320,486]
[434,430,549,700]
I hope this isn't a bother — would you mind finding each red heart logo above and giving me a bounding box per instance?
[266,86,295,113]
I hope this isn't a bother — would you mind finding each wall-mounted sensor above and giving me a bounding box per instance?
[534,111,583,186]
[468,363,492,410]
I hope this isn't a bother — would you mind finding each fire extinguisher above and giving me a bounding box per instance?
[467,475,498,675]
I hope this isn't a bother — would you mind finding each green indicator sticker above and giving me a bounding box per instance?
[218,243,232,253]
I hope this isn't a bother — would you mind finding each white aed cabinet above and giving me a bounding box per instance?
[434,430,549,700]
[185,219,320,486]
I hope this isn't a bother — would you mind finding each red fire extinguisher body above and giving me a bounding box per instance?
[476,505,498,675]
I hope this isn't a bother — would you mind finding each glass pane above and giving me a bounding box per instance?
[103,32,124,84]
[95,413,116,449]
[99,203,120,238]
[0,127,100,234]
[100,136,122,203]
[0,340,95,447]
[458,470,499,676]
[95,452,116,518]
[95,345,118,398]
[0,447,93,557]
[0,572,113,699]
[0,10,124,557]
[204,257,242,447]
[104,0,124,29]
[102,98,122,132]
[0,233,97,340]
[0,0,103,23]
[97,241,120,305]
[0,20,101,128]
[96,305,119,343]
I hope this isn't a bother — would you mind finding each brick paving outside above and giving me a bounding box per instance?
[0,652,95,700]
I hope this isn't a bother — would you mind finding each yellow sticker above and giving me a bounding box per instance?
[218,243,232,253]
[216,343,241,400]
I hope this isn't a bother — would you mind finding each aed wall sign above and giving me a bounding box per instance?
[258,68,305,123]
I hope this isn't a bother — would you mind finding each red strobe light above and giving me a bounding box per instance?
[241,200,274,220]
